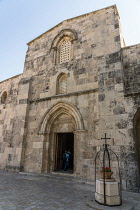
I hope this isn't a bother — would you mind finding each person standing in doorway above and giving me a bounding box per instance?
[63,150,70,171]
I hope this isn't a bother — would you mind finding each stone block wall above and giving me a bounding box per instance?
[22,90,99,177]
[121,44,140,191]
[97,50,140,192]
[20,5,123,179]
[23,5,121,82]
[122,44,140,95]
[0,75,31,172]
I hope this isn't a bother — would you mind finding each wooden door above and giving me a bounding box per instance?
[136,120,140,175]
[55,134,63,171]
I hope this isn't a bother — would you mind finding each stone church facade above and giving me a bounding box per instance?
[0,5,140,192]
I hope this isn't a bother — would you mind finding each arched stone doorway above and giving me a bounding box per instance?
[38,101,86,175]
[134,108,140,189]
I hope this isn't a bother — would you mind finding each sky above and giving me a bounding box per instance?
[0,0,140,82]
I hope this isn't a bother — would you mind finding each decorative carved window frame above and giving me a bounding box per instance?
[51,29,77,65]
[56,73,67,95]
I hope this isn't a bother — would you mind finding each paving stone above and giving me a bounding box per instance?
[0,170,139,209]
[0,170,93,209]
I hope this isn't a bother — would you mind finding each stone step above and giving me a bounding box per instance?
[19,171,95,185]
[86,198,133,210]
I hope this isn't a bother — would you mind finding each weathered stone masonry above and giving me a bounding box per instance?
[0,5,140,192]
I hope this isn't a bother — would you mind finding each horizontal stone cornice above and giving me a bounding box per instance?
[30,88,98,103]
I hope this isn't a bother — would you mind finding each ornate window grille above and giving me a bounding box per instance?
[51,29,77,65]
[60,39,71,64]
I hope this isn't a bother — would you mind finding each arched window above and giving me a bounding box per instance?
[56,73,67,94]
[1,91,7,104]
[51,29,77,65]
[59,37,71,64]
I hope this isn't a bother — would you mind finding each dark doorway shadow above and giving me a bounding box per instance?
[134,108,140,191]
[55,133,74,173]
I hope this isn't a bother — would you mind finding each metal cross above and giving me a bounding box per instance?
[101,133,111,145]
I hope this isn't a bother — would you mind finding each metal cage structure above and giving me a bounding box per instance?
[95,133,122,206]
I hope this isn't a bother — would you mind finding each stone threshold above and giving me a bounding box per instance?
[19,171,95,185]
[86,198,133,210]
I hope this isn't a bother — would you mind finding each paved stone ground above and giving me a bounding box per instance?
[0,170,139,210]
[0,170,93,210]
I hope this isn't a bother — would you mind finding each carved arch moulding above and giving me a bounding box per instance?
[51,29,78,50]
[38,101,85,134]
[50,29,78,64]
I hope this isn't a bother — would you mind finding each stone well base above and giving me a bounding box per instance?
[95,180,121,206]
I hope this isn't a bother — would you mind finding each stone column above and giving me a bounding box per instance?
[53,47,57,65]
[41,132,50,173]
[74,130,87,178]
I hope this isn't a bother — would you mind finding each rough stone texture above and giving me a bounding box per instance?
[0,5,140,193]
[123,44,140,95]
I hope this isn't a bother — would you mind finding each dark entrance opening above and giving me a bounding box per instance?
[134,108,140,191]
[55,133,74,173]
[135,119,140,188]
